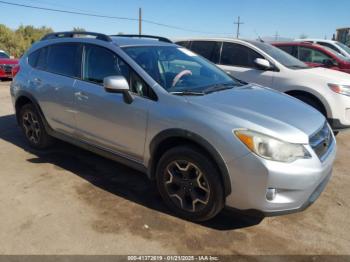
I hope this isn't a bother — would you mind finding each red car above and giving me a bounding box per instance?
[0,51,19,80]
[272,42,350,74]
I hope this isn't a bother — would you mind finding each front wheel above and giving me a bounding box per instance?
[156,146,224,222]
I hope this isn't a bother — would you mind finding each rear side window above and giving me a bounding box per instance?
[220,42,263,68]
[190,41,221,63]
[28,44,81,78]
[46,44,81,78]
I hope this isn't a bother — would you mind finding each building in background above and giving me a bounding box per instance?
[336,28,350,46]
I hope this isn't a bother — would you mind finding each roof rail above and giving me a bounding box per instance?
[111,34,172,43]
[41,31,112,42]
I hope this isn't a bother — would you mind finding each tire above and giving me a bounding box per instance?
[19,103,54,149]
[156,146,225,222]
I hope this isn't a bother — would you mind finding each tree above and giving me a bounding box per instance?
[0,24,53,57]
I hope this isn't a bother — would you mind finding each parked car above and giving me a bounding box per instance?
[11,32,336,221]
[294,39,350,59]
[176,38,350,131]
[0,50,19,80]
[272,42,350,74]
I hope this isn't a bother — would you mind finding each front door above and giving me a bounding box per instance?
[218,42,274,88]
[74,44,151,162]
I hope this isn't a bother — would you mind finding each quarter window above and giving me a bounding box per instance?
[220,42,263,68]
[317,42,340,53]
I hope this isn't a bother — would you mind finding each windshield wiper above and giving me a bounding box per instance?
[170,91,205,96]
[203,83,235,94]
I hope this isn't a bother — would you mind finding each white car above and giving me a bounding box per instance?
[294,39,350,59]
[176,38,350,131]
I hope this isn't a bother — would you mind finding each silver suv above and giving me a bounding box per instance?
[11,32,336,221]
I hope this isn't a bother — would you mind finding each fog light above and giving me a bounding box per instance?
[266,188,277,201]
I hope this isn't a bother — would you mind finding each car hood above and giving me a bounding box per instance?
[0,58,18,64]
[297,67,350,84]
[185,84,325,144]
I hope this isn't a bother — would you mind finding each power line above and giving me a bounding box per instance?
[0,0,232,35]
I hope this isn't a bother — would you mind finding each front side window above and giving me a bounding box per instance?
[83,45,152,98]
[298,46,331,64]
[220,42,263,68]
[251,41,309,69]
[190,41,221,63]
[123,45,240,93]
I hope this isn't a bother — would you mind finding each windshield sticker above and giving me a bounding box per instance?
[178,48,197,57]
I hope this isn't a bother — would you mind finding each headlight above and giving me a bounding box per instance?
[328,83,350,96]
[234,130,311,163]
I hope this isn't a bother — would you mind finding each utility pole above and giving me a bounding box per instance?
[138,8,142,36]
[234,16,244,38]
[274,31,280,41]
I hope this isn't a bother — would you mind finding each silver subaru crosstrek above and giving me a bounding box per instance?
[11,32,336,221]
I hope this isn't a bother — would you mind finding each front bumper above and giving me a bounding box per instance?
[0,69,13,79]
[225,138,336,215]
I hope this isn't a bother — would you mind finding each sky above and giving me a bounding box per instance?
[0,0,349,40]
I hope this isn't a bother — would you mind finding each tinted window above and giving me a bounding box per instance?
[298,46,331,63]
[83,45,153,98]
[277,45,294,55]
[176,41,191,49]
[28,50,40,67]
[46,44,81,78]
[317,42,340,53]
[28,47,48,70]
[190,41,221,63]
[220,42,263,68]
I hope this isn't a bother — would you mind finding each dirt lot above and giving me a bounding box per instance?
[0,80,349,255]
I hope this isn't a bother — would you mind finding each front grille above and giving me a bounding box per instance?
[310,122,333,161]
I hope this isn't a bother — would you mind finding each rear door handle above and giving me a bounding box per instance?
[74,91,89,100]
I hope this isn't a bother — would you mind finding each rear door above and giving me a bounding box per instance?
[189,41,221,64]
[218,42,274,87]
[28,43,81,135]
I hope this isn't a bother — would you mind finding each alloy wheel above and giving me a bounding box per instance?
[164,160,210,212]
[22,111,41,144]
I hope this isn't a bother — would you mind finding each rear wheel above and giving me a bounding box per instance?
[156,146,224,221]
[19,104,54,149]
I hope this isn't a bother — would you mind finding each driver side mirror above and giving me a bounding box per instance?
[254,58,273,70]
[103,76,134,104]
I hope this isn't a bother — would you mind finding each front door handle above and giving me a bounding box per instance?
[74,91,89,100]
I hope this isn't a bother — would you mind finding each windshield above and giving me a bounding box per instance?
[251,41,309,69]
[0,52,10,59]
[122,46,241,93]
[335,42,350,56]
